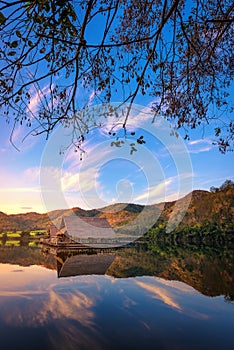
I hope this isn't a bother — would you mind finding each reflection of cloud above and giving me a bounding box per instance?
[134,277,210,320]
[0,288,101,350]
[135,280,182,311]
[0,265,104,349]
[39,287,94,327]
[157,278,195,294]
[0,265,95,328]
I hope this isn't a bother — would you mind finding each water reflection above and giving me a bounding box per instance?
[0,264,102,349]
[0,242,234,300]
[41,243,234,301]
[0,244,234,350]
[55,251,115,278]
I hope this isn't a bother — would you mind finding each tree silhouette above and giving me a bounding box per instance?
[0,0,233,152]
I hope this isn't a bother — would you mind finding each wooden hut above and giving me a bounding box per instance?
[60,216,116,246]
[46,224,70,245]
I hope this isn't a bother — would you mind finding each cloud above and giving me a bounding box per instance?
[0,166,45,213]
[0,187,40,193]
[189,146,212,154]
[24,167,41,183]
[133,179,172,202]
[27,84,51,115]
[188,138,213,153]
[133,172,193,205]
[9,123,41,152]
[188,139,211,146]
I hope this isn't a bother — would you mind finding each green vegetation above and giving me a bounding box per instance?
[5,232,21,238]
[144,221,234,247]
[0,229,47,247]
[5,240,20,246]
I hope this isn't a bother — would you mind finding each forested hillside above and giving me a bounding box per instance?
[0,181,233,241]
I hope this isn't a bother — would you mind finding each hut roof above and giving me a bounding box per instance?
[61,216,116,240]
[49,224,59,237]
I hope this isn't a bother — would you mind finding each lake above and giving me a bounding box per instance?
[0,243,233,350]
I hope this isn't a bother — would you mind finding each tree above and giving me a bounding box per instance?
[210,179,234,192]
[219,179,234,191]
[0,0,233,152]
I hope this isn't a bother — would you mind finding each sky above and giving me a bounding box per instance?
[0,99,233,215]
[0,2,233,215]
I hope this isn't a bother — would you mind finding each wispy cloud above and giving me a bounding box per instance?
[133,179,172,202]
[0,187,40,193]
[188,138,213,153]
[27,84,51,115]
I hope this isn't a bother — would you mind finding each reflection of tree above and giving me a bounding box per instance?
[0,245,56,269]
[224,294,234,303]
[107,242,234,301]
[0,240,233,301]
[1,233,7,245]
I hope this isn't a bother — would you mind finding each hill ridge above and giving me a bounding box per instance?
[0,184,233,232]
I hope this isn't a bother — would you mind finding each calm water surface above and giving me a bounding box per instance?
[0,244,233,350]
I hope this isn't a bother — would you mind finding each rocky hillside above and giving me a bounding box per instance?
[0,180,233,233]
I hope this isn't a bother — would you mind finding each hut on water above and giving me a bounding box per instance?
[47,223,70,245]
[60,216,116,247]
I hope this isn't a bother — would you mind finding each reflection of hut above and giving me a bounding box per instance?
[60,216,116,246]
[56,253,115,278]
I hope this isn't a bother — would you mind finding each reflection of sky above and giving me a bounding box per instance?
[0,264,234,350]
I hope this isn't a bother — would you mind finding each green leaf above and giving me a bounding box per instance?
[0,12,6,25]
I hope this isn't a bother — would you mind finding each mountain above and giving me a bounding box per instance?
[0,181,233,233]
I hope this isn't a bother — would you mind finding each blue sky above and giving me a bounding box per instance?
[0,3,233,215]
[0,99,233,214]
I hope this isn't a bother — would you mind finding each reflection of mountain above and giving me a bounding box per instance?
[107,245,234,300]
[48,244,234,301]
[0,244,233,300]
[0,246,56,270]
